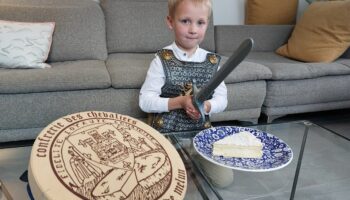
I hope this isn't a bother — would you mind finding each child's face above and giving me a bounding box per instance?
[167,0,210,55]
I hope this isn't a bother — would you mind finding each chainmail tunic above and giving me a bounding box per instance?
[150,49,221,133]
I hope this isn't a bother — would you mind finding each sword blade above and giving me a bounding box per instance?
[195,38,254,102]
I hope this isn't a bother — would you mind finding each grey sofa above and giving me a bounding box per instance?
[0,0,349,142]
[216,25,350,122]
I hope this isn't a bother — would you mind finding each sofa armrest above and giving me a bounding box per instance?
[215,25,294,53]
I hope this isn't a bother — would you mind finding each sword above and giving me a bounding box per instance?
[192,38,254,121]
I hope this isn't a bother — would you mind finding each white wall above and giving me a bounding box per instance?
[212,0,309,25]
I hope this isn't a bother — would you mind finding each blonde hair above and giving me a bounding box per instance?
[168,0,212,18]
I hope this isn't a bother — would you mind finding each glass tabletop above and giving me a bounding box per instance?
[0,147,217,200]
[1,120,350,200]
[0,139,218,200]
[168,120,350,200]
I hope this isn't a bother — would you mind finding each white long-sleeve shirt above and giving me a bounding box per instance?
[139,42,227,114]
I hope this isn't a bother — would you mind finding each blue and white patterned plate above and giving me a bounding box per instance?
[193,126,293,172]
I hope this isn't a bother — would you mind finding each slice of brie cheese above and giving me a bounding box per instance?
[212,131,263,158]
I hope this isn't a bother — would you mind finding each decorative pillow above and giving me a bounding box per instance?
[245,0,298,25]
[0,20,55,69]
[276,1,350,62]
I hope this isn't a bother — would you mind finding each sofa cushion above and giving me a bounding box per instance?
[0,89,145,130]
[266,61,350,80]
[245,0,298,25]
[215,25,294,53]
[101,0,215,53]
[262,100,350,117]
[109,53,266,89]
[247,52,299,64]
[0,0,107,62]
[336,58,350,67]
[276,1,350,62]
[264,75,350,107]
[219,56,272,83]
[0,60,111,94]
[212,81,267,122]
[107,53,272,89]
[247,52,350,80]
[106,53,154,89]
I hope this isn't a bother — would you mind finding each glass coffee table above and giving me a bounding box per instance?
[1,120,350,200]
[166,120,350,200]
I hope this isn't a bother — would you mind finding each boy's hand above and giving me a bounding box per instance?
[182,97,212,120]
[204,101,211,114]
[183,96,201,120]
[168,96,211,120]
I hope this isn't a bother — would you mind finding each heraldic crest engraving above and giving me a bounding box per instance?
[28,111,186,200]
[62,123,172,199]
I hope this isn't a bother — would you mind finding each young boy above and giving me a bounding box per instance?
[139,0,227,133]
[139,0,233,187]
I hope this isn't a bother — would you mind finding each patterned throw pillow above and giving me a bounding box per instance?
[0,20,55,69]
